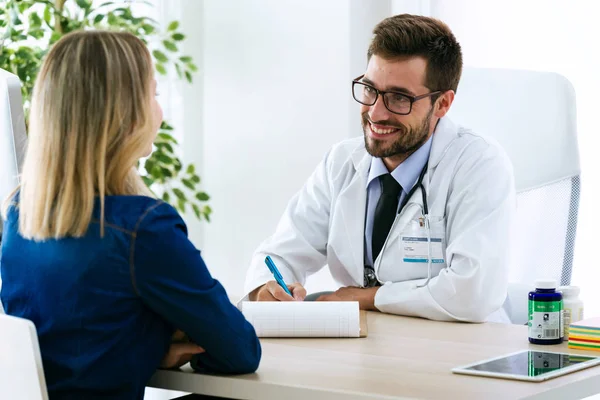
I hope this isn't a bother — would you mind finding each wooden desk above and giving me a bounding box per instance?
[148,312,600,399]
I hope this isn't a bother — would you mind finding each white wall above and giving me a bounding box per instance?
[200,0,391,296]
[391,0,430,15]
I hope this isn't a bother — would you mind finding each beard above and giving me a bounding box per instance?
[362,107,434,159]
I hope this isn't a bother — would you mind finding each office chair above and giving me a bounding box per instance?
[448,67,580,324]
[0,68,27,313]
[0,67,26,219]
[0,314,49,400]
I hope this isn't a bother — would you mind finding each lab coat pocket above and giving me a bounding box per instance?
[400,215,447,277]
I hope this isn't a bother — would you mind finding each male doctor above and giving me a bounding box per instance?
[245,14,515,322]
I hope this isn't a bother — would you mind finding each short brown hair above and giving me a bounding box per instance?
[367,14,462,92]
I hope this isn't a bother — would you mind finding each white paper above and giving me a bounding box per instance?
[240,301,360,338]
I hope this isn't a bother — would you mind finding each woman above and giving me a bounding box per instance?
[0,30,260,399]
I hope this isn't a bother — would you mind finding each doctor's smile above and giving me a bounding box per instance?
[366,120,404,137]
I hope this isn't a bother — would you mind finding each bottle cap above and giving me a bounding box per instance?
[558,285,580,297]
[535,279,557,289]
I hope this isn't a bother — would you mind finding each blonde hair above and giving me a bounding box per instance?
[3,30,155,240]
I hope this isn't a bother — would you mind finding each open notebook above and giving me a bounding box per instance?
[240,301,367,338]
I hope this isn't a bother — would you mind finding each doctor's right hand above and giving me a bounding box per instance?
[249,280,306,302]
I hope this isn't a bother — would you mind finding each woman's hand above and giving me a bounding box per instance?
[160,330,205,369]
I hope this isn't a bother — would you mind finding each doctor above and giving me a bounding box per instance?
[245,14,515,322]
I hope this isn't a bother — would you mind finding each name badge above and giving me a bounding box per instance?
[402,236,445,263]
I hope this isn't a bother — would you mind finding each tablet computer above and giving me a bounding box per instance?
[452,350,600,382]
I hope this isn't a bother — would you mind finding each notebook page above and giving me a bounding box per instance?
[241,301,360,338]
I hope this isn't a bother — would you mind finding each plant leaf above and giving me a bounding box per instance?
[172,188,186,201]
[43,5,51,24]
[156,142,174,154]
[157,132,177,143]
[179,56,192,63]
[93,14,105,24]
[141,24,155,34]
[160,122,174,131]
[107,12,118,25]
[49,30,61,43]
[155,152,173,164]
[144,158,155,172]
[173,159,182,172]
[177,198,186,213]
[152,49,168,63]
[17,2,27,14]
[172,33,185,41]
[29,12,42,29]
[28,29,44,39]
[184,70,192,83]
[160,167,173,178]
[186,164,195,174]
[203,205,212,222]
[196,192,210,202]
[97,1,115,8]
[150,165,164,179]
[192,204,201,219]
[155,63,167,75]
[167,21,179,31]
[141,175,154,187]
[182,178,194,190]
[163,40,177,52]
[50,31,62,44]
[75,0,91,10]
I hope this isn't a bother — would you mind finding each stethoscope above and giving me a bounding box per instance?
[370,162,434,289]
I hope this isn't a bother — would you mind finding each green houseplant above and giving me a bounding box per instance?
[0,0,211,221]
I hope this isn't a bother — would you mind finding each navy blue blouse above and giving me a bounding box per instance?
[0,196,261,399]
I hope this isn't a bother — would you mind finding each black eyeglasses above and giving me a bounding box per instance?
[352,74,442,115]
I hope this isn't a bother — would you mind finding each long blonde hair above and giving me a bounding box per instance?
[4,30,155,240]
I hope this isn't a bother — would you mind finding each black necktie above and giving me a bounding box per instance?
[372,174,402,262]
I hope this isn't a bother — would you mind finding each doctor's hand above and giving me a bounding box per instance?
[249,280,306,301]
[316,286,379,311]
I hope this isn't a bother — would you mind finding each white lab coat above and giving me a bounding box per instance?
[244,117,515,323]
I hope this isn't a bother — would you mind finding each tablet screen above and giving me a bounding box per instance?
[464,350,598,377]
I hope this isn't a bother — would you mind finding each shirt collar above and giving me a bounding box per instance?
[366,134,433,193]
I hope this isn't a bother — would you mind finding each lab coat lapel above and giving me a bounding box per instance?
[428,117,459,168]
[336,147,371,286]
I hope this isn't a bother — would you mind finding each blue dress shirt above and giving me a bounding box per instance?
[364,136,433,267]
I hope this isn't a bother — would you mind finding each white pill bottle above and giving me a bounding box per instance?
[559,285,584,340]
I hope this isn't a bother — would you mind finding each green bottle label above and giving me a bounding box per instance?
[528,300,563,340]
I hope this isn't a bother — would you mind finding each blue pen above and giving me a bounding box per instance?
[264,256,293,296]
